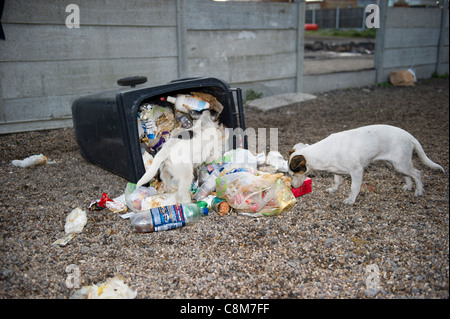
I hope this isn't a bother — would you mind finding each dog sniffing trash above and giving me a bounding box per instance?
[288,124,446,205]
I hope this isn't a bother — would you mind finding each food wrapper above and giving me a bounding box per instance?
[88,193,113,211]
[216,171,296,216]
[52,232,76,247]
[105,198,128,213]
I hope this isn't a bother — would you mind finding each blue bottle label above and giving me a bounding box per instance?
[150,204,186,232]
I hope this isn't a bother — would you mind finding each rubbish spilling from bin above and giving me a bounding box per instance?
[71,77,311,234]
[70,105,311,233]
[115,145,310,231]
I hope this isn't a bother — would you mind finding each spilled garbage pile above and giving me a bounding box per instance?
[79,146,311,236]
[13,91,312,239]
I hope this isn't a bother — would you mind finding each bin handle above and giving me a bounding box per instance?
[117,76,147,87]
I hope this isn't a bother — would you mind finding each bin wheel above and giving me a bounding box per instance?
[117,76,147,87]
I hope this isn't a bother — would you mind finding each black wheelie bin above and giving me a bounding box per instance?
[71,76,246,183]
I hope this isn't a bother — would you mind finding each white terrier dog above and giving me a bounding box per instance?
[136,111,227,203]
[288,125,446,205]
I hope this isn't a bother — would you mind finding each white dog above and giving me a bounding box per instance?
[136,111,227,203]
[288,125,446,205]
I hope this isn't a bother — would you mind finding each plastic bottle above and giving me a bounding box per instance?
[192,168,221,201]
[167,94,210,113]
[130,203,208,233]
[175,111,193,129]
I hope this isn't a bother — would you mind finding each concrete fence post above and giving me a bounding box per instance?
[176,0,187,79]
[436,0,449,75]
[295,0,305,93]
[374,0,388,83]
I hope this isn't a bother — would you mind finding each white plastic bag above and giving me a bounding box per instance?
[265,151,289,172]
[11,154,47,168]
[64,207,87,234]
[222,148,257,170]
[70,276,137,299]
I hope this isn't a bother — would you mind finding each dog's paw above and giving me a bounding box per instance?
[402,184,413,191]
[414,189,423,197]
[326,187,337,193]
[343,198,355,205]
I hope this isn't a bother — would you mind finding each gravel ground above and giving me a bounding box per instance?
[0,78,448,301]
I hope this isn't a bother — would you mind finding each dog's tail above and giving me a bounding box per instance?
[135,143,171,189]
[411,137,446,174]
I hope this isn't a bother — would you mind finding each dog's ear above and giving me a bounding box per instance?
[289,155,307,173]
[288,148,296,158]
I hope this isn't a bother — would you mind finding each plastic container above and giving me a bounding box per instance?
[130,203,208,233]
[175,111,193,129]
[291,177,312,197]
[167,94,210,113]
[192,168,222,201]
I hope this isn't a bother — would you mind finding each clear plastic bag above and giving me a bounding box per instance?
[215,171,296,216]
[124,183,158,213]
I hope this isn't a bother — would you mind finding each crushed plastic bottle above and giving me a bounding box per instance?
[130,203,208,233]
[166,94,211,113]
[192,168,222,201]
[175,111,193,129]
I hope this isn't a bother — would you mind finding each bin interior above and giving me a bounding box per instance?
[72,77,245,183]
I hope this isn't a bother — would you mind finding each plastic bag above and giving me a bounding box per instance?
[105,194,128,213]
[11,154,47,168]
[222,148,257,170]
[70,276,137,299]
[265,151,289,172]
[200,148,257,179]
[124,183,178,213]
[64,207,87,234]
[215,171,296,216]
[124,183,158,213]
